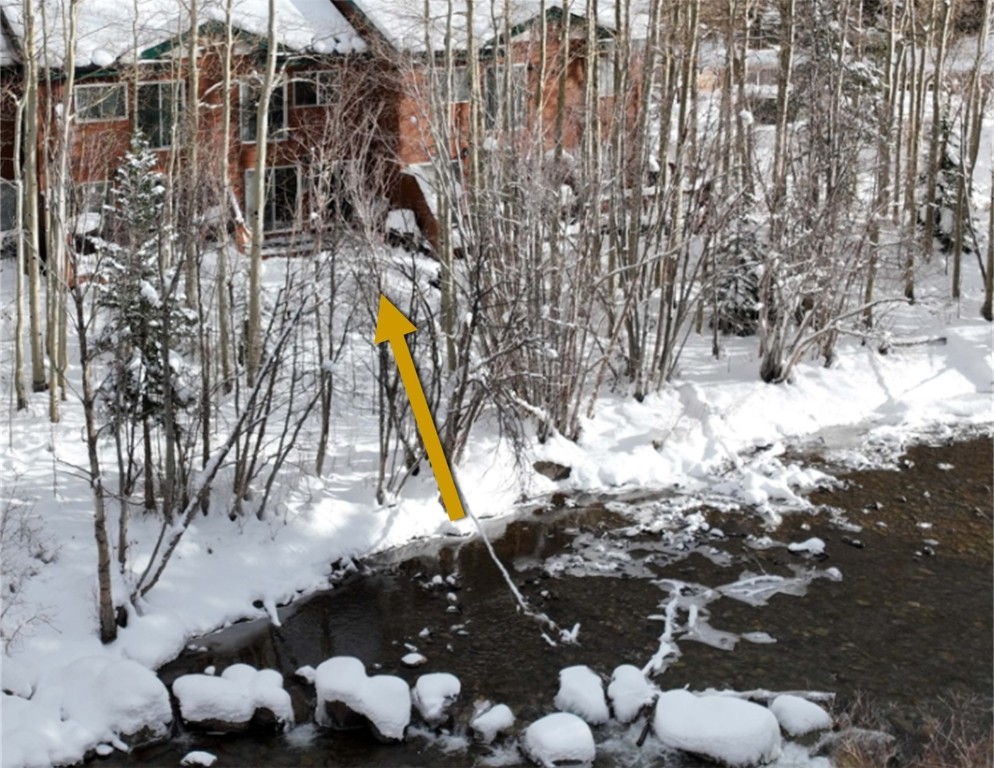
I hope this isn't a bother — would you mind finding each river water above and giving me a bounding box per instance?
[113,434,992,767]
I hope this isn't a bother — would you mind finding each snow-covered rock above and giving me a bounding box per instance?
[653,690,781,766]
[607,665,656,723]
[401,652,427,668]
[788,537,826,556]
[471,703,514,743]
[522,712,596,768]
[361,675,412,741]
[553,665,609,725]
[412,673,460,726]
[172,664,293,733]
[313,657,411,741]
[770,695,833,736]
[180,751,218,766]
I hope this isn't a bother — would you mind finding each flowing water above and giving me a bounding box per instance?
[111,435,993,767]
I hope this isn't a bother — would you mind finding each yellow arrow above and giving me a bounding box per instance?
[375,294,466,521]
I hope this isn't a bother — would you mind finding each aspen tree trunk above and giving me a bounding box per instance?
[42,0,78,423]
[217,0,236,393]
[865,0,898,327]
[12,89,27,411]
[922,0,952,260]
[983,165,994,321]
[245,0,278,386]
[953,0,990,301]
[903,1,928,300]
[69,284,117,642]
[771,0,796,241]
[21,0,46,393]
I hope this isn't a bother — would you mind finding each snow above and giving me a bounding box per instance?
[412,672,461,724]
[180,751,218,767]
[0,0,363,68]
[386,209,419,234]
[787,537,826,556]
[471,703,515,743]
[1,658,171,768]
[607,664,656,724]
[172,664,293,729]
[653,689,782,767]
[349,1,643,53]
[554,665,609,725]
[770,695,833,736]
[1,137,992,767]
[401,652,428,667]
[522,712,596,768]
[360,675,412,740]
[313,657,411,740]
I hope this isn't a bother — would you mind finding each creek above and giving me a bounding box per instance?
[109,434,993,766]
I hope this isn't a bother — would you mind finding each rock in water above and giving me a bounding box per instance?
[522,712,595,767]
[172,664,293,734]
[412,673,461,726]
[607,665,655,724]
[653,690,781,766]
[471,703,514,744]
[554,665,609,724]
[770,694,833,736]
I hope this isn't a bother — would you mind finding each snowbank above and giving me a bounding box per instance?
[653,689,781,766]
[1,658,171,768]
[172,664,293,731]
[522,712,596,768]
[554,665,609,725]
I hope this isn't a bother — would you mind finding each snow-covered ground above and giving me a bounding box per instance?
[1,210,992,766]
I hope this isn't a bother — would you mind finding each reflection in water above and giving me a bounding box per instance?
[115,436,991,767]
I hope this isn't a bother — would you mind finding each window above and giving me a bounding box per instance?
[293,70,339,107]
[0,180,17,233]
[240,82,288,142]
[74,181,112,236]
[75,83,127,122]
[483,63,528,130]
[137,81,183,149]
[245,166,299,232]
[597,45,615,98]
[443,65,471,104]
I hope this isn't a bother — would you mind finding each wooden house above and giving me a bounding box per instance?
[0,0,636,255]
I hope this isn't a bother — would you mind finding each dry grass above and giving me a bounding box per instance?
[818,694,994,768]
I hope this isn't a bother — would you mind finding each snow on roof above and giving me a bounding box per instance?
[0,19,15,66]
[0,0,365,69]
[349,0,650,53]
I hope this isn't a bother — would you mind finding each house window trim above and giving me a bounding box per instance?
[292,70,339,108]
[442,64,471,105]
[75,82,128,123]
[136,80,185,150]
[483,61,528,132]
[240,81,289,144]
[597,43,616,99]
[245,165,300,233]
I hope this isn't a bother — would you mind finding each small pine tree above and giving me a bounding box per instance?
[95,136,195,507]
